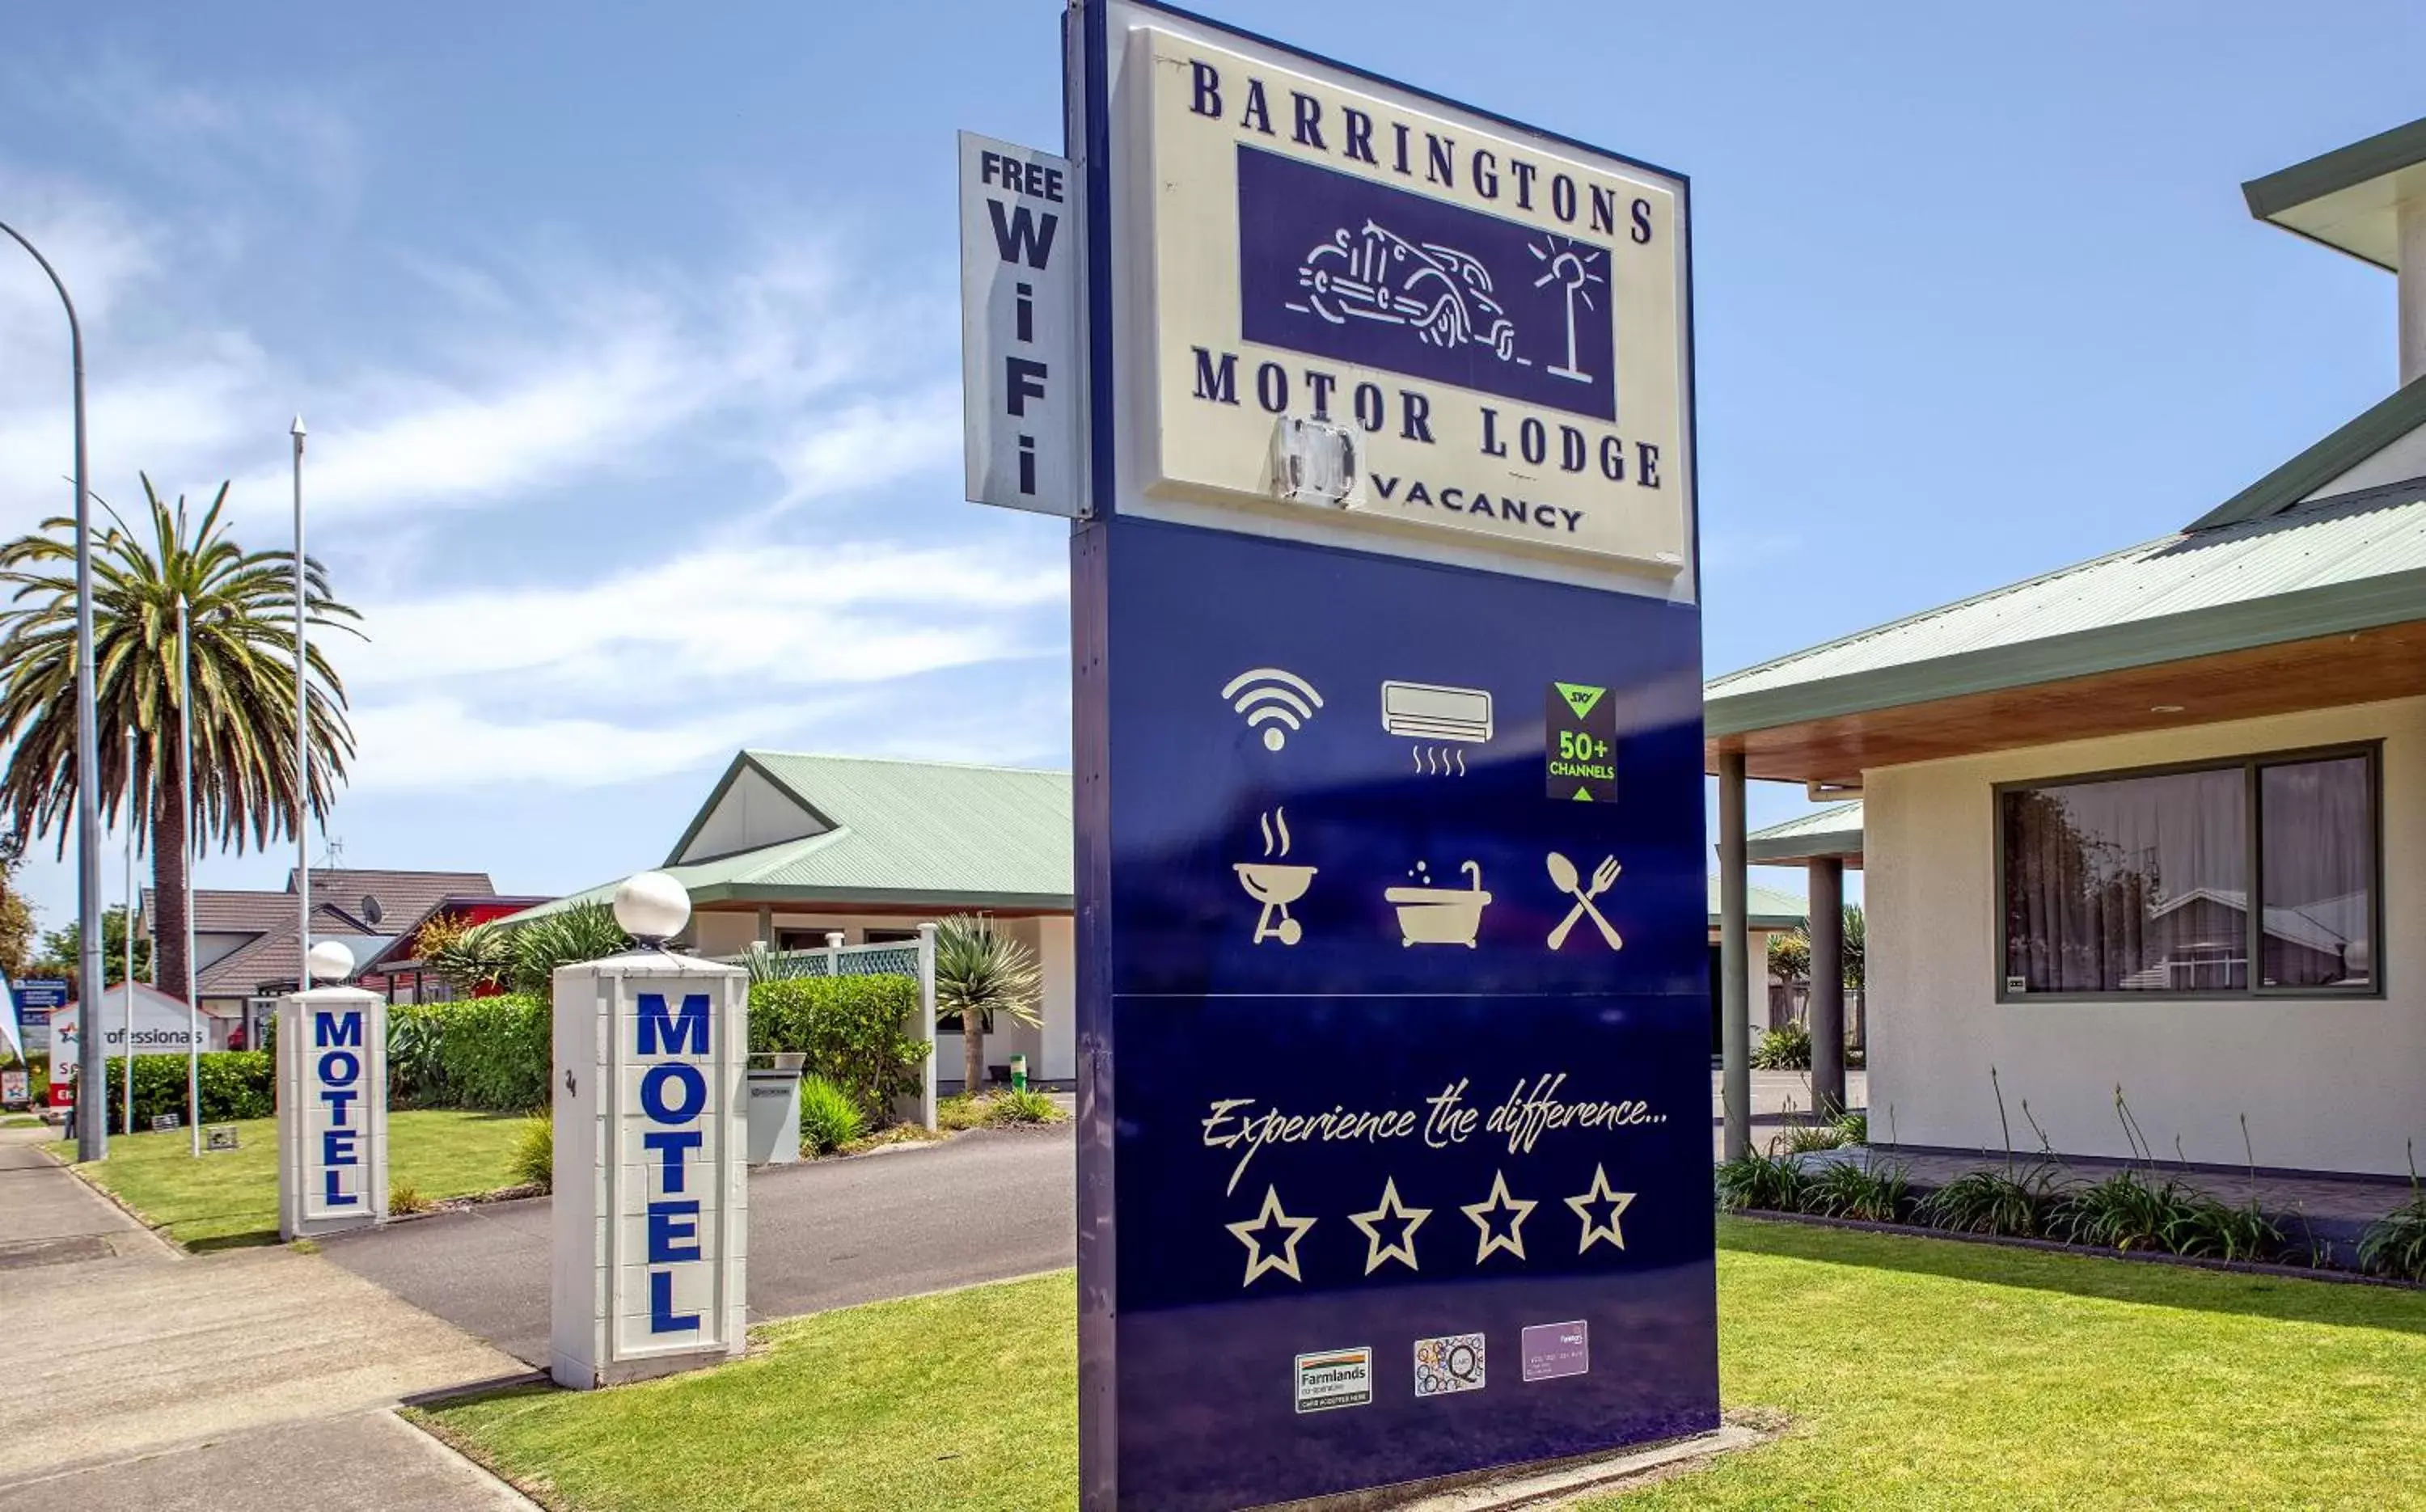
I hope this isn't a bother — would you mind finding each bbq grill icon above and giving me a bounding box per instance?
[1234,808,1316,946]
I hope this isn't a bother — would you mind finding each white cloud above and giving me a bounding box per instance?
[334,538,1067,791]
[774,384,963,507]
[350,540,1063,691]
[347,696,781,792]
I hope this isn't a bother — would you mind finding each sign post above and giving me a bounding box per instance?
[276,984,388,1240]
[1035,5,1715,1506]
[549,880,748,1390]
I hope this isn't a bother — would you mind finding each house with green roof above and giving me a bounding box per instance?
[1705,116,2426,1176]
[521,751,1076,1090]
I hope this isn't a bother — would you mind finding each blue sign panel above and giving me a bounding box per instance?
[15,978,68,1011]
[1074,517,1714,1510]
[1239,145,1618,423]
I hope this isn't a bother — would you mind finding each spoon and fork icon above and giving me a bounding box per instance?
[1545,852,1622,950]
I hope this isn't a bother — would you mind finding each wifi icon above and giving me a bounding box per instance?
[1222,667,1325,752]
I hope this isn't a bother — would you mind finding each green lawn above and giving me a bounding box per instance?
[65,1108,535,1249]
[416,1219,2426,1511]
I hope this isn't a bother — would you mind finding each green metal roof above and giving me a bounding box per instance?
[513,753,1075,923]
[2187,377,2426,531]
[1705,478,2426,739]
[1747,801,1864,865]
[1709,876,1806,931]
[2242,115,2426,270]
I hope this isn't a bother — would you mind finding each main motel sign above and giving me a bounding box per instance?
[1047,3,1714,1506]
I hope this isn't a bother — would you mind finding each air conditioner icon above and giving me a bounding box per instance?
[1381,682,1493,744]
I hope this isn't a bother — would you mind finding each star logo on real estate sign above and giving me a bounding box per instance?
[1227,1185,1317,1287]
[1565,1164,1636,1254]
[1460,1169,1536,1264]
[1346,1176,1431,1274]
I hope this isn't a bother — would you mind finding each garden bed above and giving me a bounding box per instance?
[1717,1140,2426,1283]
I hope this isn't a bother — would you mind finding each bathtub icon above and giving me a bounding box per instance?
[1384,860,1491,948]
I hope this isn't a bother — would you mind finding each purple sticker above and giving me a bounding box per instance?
[1521,1320,1590,1382]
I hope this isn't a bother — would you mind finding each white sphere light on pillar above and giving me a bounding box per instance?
[614,871,691,945]
[305,940,356,983]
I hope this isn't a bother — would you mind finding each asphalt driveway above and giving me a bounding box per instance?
[321,1124,1075,1368]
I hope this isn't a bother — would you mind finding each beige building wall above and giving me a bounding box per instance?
[1866,694,2422,1176]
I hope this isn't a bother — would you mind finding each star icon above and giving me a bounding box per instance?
[1226,1185,1317,1287]
[1346,1177,1431,1274]
[1460,1169,1537,1264]
[1565,1164,1637,1253]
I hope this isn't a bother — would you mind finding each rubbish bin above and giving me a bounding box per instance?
[746,1054,806,1165]
[1009,1053,1029,1092]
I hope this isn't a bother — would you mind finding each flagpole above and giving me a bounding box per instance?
[179,597,198,1157]
[123,724,134,1138]
[293,417,310,1007]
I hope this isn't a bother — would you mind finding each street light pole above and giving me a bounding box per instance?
[292,418,309,1012]
[0,218,105,1160]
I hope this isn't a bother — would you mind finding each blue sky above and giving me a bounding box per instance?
[2,0,2420,931]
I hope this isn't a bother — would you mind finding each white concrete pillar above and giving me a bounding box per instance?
[551,948,749,1389]
[917,922,939,1130]
[2400,198,2426,386]
[277,985,387,1240]
[1718,750,1751,1162]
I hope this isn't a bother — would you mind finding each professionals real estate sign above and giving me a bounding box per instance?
[1063,4,1714,1509]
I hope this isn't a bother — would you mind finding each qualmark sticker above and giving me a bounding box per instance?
[1295,1347,1373,1413]
[1414,1333,1486,1397]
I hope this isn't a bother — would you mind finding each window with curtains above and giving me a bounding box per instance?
[1997,747,2378,998]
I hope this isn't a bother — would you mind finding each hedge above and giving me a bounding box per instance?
[97,1051,275,1134]
[389,993,552,1112]
[750,974,927,1121]
[377,975,927,1122]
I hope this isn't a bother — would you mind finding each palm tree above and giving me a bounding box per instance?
[0,476,360,999]
[933,914,1042,1096]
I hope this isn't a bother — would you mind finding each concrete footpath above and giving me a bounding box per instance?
[0,1127,536,1512]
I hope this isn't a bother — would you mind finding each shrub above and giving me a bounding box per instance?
[1780,1121,1849,1155]
[749,975,926,1123]
[431,993,552,1111]
[1922,1167,2056,1237]
[936,1092,989,1133]
[509,902,631,994]
[1714,1150,1808,1214]
[1834,1110,1869,1145]
[987,1088,1064,1126]
[2359,1199,2426,1281]
[510,1116,553,1193]
[1803,1159,1911,1223]
[387,1004,450,1107]
[798,1076,865,1155]
[429,920,516,996]
[1751,1022,1811,1071]
[2049,1169,2190,1252]
[390,1180,433,1216]
[99,1051,273,1132]
[2163,1193,2284,1263]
